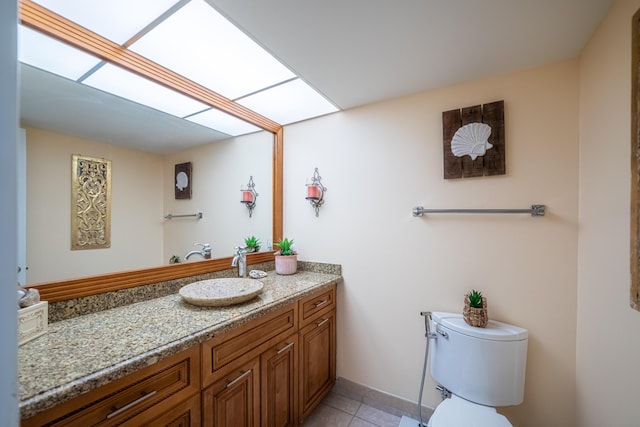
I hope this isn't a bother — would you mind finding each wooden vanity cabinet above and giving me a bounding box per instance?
[21,283,337,427]
[201,357,261,427]
[201,303,298,427]
[201,284,336,427]
[298,287,336,423]
[260,333,299,427]
[21,346,201,427]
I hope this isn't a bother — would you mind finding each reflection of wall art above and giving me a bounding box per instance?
[442,100,505,179]
[175,162,192,199]
[71,154,111,250]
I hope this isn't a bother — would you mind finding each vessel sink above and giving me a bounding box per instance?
[179,278,264,307]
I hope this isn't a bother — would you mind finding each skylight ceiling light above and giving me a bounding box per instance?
[129,0,296,100]
[18,26,100,81]
[186,108,261,136]
[22,0,340,142]
[32,0,182,45]
[82,63,210,118]
[238,79,339,125]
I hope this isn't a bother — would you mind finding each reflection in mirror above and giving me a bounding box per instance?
[163,131,273,262]
[22,65,273,285]
[19,0,285,296]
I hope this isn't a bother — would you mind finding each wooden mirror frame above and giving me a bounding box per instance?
[20,0,283,302]
[631,7,640,311]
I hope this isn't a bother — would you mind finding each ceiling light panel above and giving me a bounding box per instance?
[238,79,338,125]
[18,26,100,81]
[82,63,209,118]
[31,0,182,45]
[129,0,296,100]
[186,108,261,136]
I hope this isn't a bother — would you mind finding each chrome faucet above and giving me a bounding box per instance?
[231,246,248,277]
[185,243,212,260]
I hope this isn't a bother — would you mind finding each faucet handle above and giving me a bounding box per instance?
[234,246,247,255]
[193,243,211,258]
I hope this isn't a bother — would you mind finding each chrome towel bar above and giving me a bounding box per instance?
[412,205,545,217]
[164,212,203,220]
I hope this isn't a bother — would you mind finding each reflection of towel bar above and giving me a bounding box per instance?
[412,205,545,217]
[164,212,203,220]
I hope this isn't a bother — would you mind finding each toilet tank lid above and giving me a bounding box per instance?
[432,312,528,341]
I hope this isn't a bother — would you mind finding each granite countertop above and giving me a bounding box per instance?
[19,269,341,419]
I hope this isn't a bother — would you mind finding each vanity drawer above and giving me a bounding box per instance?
[300,285,336,327]
[202,303,297,387]
[22,346,200,427]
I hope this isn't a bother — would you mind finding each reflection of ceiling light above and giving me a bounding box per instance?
[82,63,209,118]
[21,0,339,138]
[18,26,100,81]
[185,108,261,136]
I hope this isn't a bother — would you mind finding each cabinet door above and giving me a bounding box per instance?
[298,311,336,423]
[260,334,298,427]
[202,357,260,427]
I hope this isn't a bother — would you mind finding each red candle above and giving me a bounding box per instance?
[242,190,253,202]
[307,185,320,199]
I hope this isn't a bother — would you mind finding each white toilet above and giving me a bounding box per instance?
[427,312,528,427]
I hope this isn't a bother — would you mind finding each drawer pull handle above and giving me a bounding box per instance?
[106,390,157,419]
[226,370,252,388]
[276,342,294,354]
[316,318,329,328]
[314,300,328,308]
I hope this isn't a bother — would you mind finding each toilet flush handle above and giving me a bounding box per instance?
[436,325,448,339]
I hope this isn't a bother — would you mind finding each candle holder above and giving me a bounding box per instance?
[240,176,258,217]
[305,168,326,217]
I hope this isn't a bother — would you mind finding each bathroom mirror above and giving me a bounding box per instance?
[20,1,283,299]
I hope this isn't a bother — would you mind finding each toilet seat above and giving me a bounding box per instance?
[427,395,512,427]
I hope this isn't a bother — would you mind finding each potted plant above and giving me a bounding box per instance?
[463,289,488,327]
[244,235,261,253]
[274,237,297,275]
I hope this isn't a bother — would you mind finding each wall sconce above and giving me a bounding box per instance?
[240,175,258,217]
[305,168,326,217]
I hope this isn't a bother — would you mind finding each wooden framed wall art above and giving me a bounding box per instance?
[442,100,505,179]
[71,154,111,250]
[175,162,192,199]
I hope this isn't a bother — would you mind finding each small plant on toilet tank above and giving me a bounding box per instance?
[463,289,489,327]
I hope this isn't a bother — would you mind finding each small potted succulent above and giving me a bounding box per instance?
[463,289,488,327]
[274,237,297,275]
[244,235,261,253]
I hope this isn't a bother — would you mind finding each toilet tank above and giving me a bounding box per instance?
[430,312,528,407]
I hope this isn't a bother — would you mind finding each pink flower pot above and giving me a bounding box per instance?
[275,254,297,275]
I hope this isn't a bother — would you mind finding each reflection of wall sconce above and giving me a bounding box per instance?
[306,168,326,217]
[241,176,258,217]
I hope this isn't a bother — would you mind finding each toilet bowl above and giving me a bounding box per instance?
[427,395,511,427]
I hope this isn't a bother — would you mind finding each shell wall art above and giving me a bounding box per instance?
[451,122,493,161]
[442,100,505,179]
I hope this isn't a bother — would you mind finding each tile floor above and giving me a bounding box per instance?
[301,390,422,427]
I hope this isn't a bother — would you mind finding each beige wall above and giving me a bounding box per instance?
[162,131,273,261]
[25,127,164,284]
[577,0,640,426]
[283,60,580,426]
